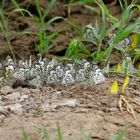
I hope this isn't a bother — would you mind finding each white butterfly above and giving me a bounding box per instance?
[81,59,91,78]
[108,34,132,52]
[14,60,30,81]
[55,65,64,78]
[62,69,75,85]
[30,63,42,78]
[88,67,105,85]
[76,68,86,82]
[64,62,76,75]
[94,68,106,85]
[45,58,58,75]
[108,34,116,47]
[20,60,31,79]
[28,75,42,87]
[47,69,59,84]
[117,37,132,50]
[101,61,110,76]
[38,57,48,74]
[4,55,16,74]
[83,24,97,44]
[13,68,26,81]
[122,54,135,73]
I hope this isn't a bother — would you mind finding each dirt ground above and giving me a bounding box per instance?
[0,76,140,140]
[0,1,140,140]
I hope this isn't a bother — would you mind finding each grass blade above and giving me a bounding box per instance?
[11,0,24,16]
[57,124,63,140]
[111,125,130,140]
[43,0,56,20]
[22,129,30,140]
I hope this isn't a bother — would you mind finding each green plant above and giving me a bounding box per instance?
[22,128,30,140]
[12,0,63,55]
[91,1,140,59]
[118,0,128,11]
[22,124,130,140]
[11,0,25,16]
[66,0,97,16]
[65,39,92,60]
[80,128,92,140]
[57,124,63,140]
[37,124,63,140]
[66,20,82,36]
[65,0,118,63]
[0,5,15,60]
[87,1,140,61]
[34,0,63,55]
[105,6,140,70]
[65,0,140,70]
[22,125,92,140]
[110,125,130,140]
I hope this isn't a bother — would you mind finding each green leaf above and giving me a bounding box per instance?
[118,4,136,32]
[11,0,24,16]
[35,0,42,19]
[43,0,56,20]
[57,124,63,140]
[45,16,64,28]
[111,126,130,140]
[115,20,140,42]
[22,129,30,140]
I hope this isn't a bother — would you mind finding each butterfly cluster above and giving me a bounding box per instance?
[107,33,133,52]
[83,24,138,74]
[0,56,107,88]
[83,25,134,52]
[1,25,138,88]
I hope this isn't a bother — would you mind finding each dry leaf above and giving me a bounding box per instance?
[131,33,139,49]
[111,80,119,94]
[122,76,129,92]
[116,64,123,72]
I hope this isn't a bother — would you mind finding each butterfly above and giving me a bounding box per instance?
[76,68,86,82]
[30,62,42,78]
[4,56,16,77]
[88,62,105,85]
[117,37,132,51]
[83,24,97,45]
[108,34,116,47]
[13,67,27,81]
[55,64,64,78]
[19,60,31,80]
[45,58,58,75]
[1,55,108,87]
[64,61,76,75]
[0,76,13,87]
[94,68,106,85]
[101,61,110,76]
[62,69,75,85]
[108,34,133,51]
[81,59,91,78]
[28,75,42,87]
[38,56,48,74]
[46,69,60,84]
[121,54,135,73]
